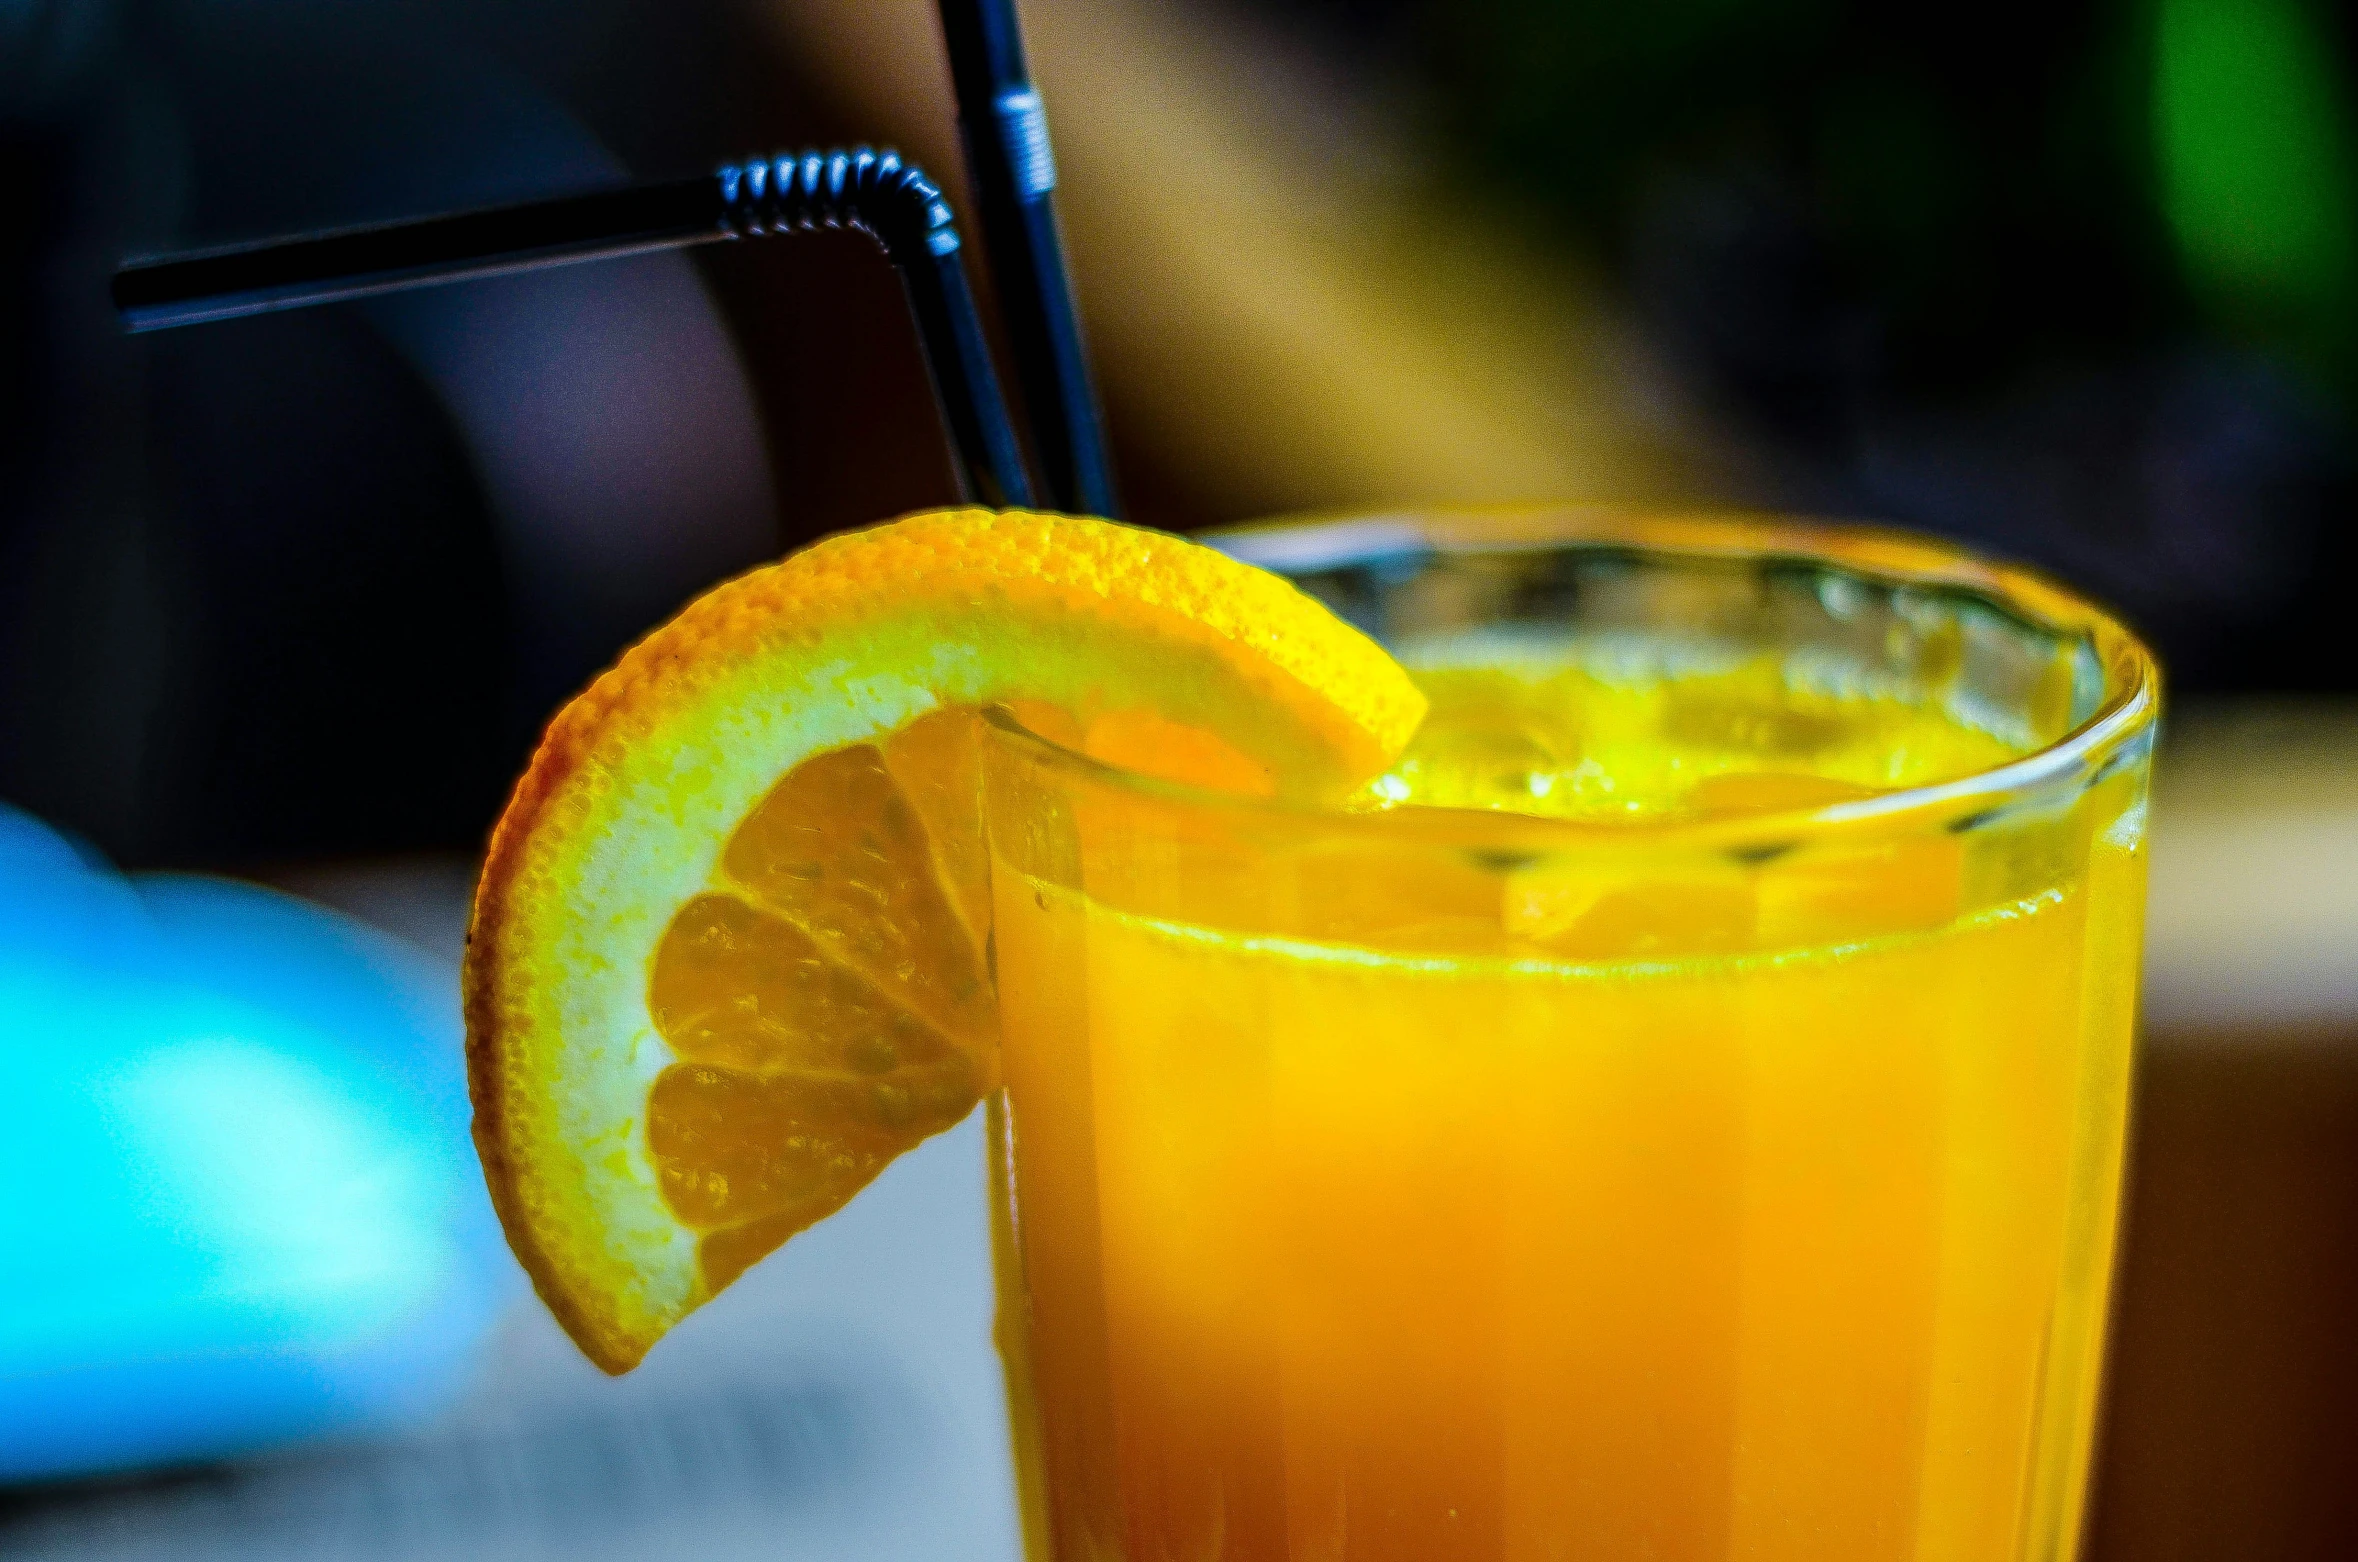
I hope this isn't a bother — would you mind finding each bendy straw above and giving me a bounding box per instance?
[114,149,1035,509]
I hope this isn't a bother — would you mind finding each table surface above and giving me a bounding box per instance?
[6,701,2354,1560]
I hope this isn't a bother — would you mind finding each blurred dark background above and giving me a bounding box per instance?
[1,0,2350,869]
[1,1,2353,1556]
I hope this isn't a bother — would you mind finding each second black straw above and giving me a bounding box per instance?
[934,0,1117,519]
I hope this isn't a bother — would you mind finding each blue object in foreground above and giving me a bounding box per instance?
[0,804,518,1483]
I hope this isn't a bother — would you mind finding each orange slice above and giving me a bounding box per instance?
[465,509,1424,1371]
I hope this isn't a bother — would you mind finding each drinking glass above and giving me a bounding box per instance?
[979,508,2158,1562]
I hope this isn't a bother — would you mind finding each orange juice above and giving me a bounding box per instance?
[980,516,2157,1562]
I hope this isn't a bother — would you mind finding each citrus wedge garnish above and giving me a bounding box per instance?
[465,509,1424,1371]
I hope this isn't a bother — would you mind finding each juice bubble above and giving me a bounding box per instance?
[1377,658,2025,822]
[1377,668,1588,813]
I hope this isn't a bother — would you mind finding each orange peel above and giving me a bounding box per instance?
[465,508,1423,1370]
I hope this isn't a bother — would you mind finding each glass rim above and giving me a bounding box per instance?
[985,506,2162,853]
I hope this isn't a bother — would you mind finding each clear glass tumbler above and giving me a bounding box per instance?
[980,508,2159,1562]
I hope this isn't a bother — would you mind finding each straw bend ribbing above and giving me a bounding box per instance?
[716,149,965,260]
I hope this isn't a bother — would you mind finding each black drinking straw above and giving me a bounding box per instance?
[934,0,1117,518]
[113,149,1035,509]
